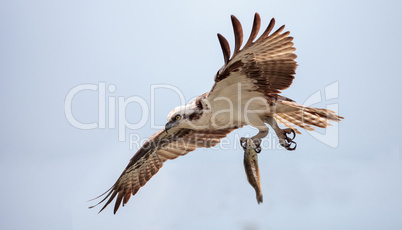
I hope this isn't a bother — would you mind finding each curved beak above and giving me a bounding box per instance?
[165,122,174,133]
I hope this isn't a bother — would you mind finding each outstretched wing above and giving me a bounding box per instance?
[208,13,297,102]
[90,127,236,214]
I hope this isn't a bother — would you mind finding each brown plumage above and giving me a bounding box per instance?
[274,100,343,134]
[90,13,344,214]
[213,13,297,95]
[90,128,237,214]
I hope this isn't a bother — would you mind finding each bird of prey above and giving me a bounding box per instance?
[90,13,343,214]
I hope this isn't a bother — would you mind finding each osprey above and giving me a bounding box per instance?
[90,13,343,213]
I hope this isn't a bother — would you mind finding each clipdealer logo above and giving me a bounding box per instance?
[64,81,341,149]
[64,82,190,142]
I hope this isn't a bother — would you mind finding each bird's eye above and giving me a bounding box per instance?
[175,115,181,120]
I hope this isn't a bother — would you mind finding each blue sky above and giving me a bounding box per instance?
[1,0,402,229]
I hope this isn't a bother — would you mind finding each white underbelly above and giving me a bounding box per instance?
[207,95,271,128]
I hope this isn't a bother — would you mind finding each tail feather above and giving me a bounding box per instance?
[274,102,343,132]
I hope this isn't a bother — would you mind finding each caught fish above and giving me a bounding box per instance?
[242,138,263,204]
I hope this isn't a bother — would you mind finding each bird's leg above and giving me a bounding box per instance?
[240,127,268,154]
[265,116,297,151]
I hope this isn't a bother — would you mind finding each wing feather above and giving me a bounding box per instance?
[90,127,236,214]
[231,15,243,57]
[138,165,147,186]
[255,17,275,43]
[244,13,261,48]
[114,190,125,213]
[211,13,297,99]
[217,34,230,64]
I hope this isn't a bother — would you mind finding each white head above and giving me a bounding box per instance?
[165,102,202,132]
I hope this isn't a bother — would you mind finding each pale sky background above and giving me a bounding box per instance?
[1,0,402,229]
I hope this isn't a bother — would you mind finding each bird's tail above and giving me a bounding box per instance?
[274,101,344,134]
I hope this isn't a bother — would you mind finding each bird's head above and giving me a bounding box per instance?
[165,103,201,133]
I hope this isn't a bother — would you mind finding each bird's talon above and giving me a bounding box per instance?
[286,141,297,151]
[240,137,262,153]
[252,138,261,147]
[255,146,261,153]
[290,129,296,140]
[252,138,262,153]
[240,137,247,150]
[278,128,297,151]
[279,128,297,151]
